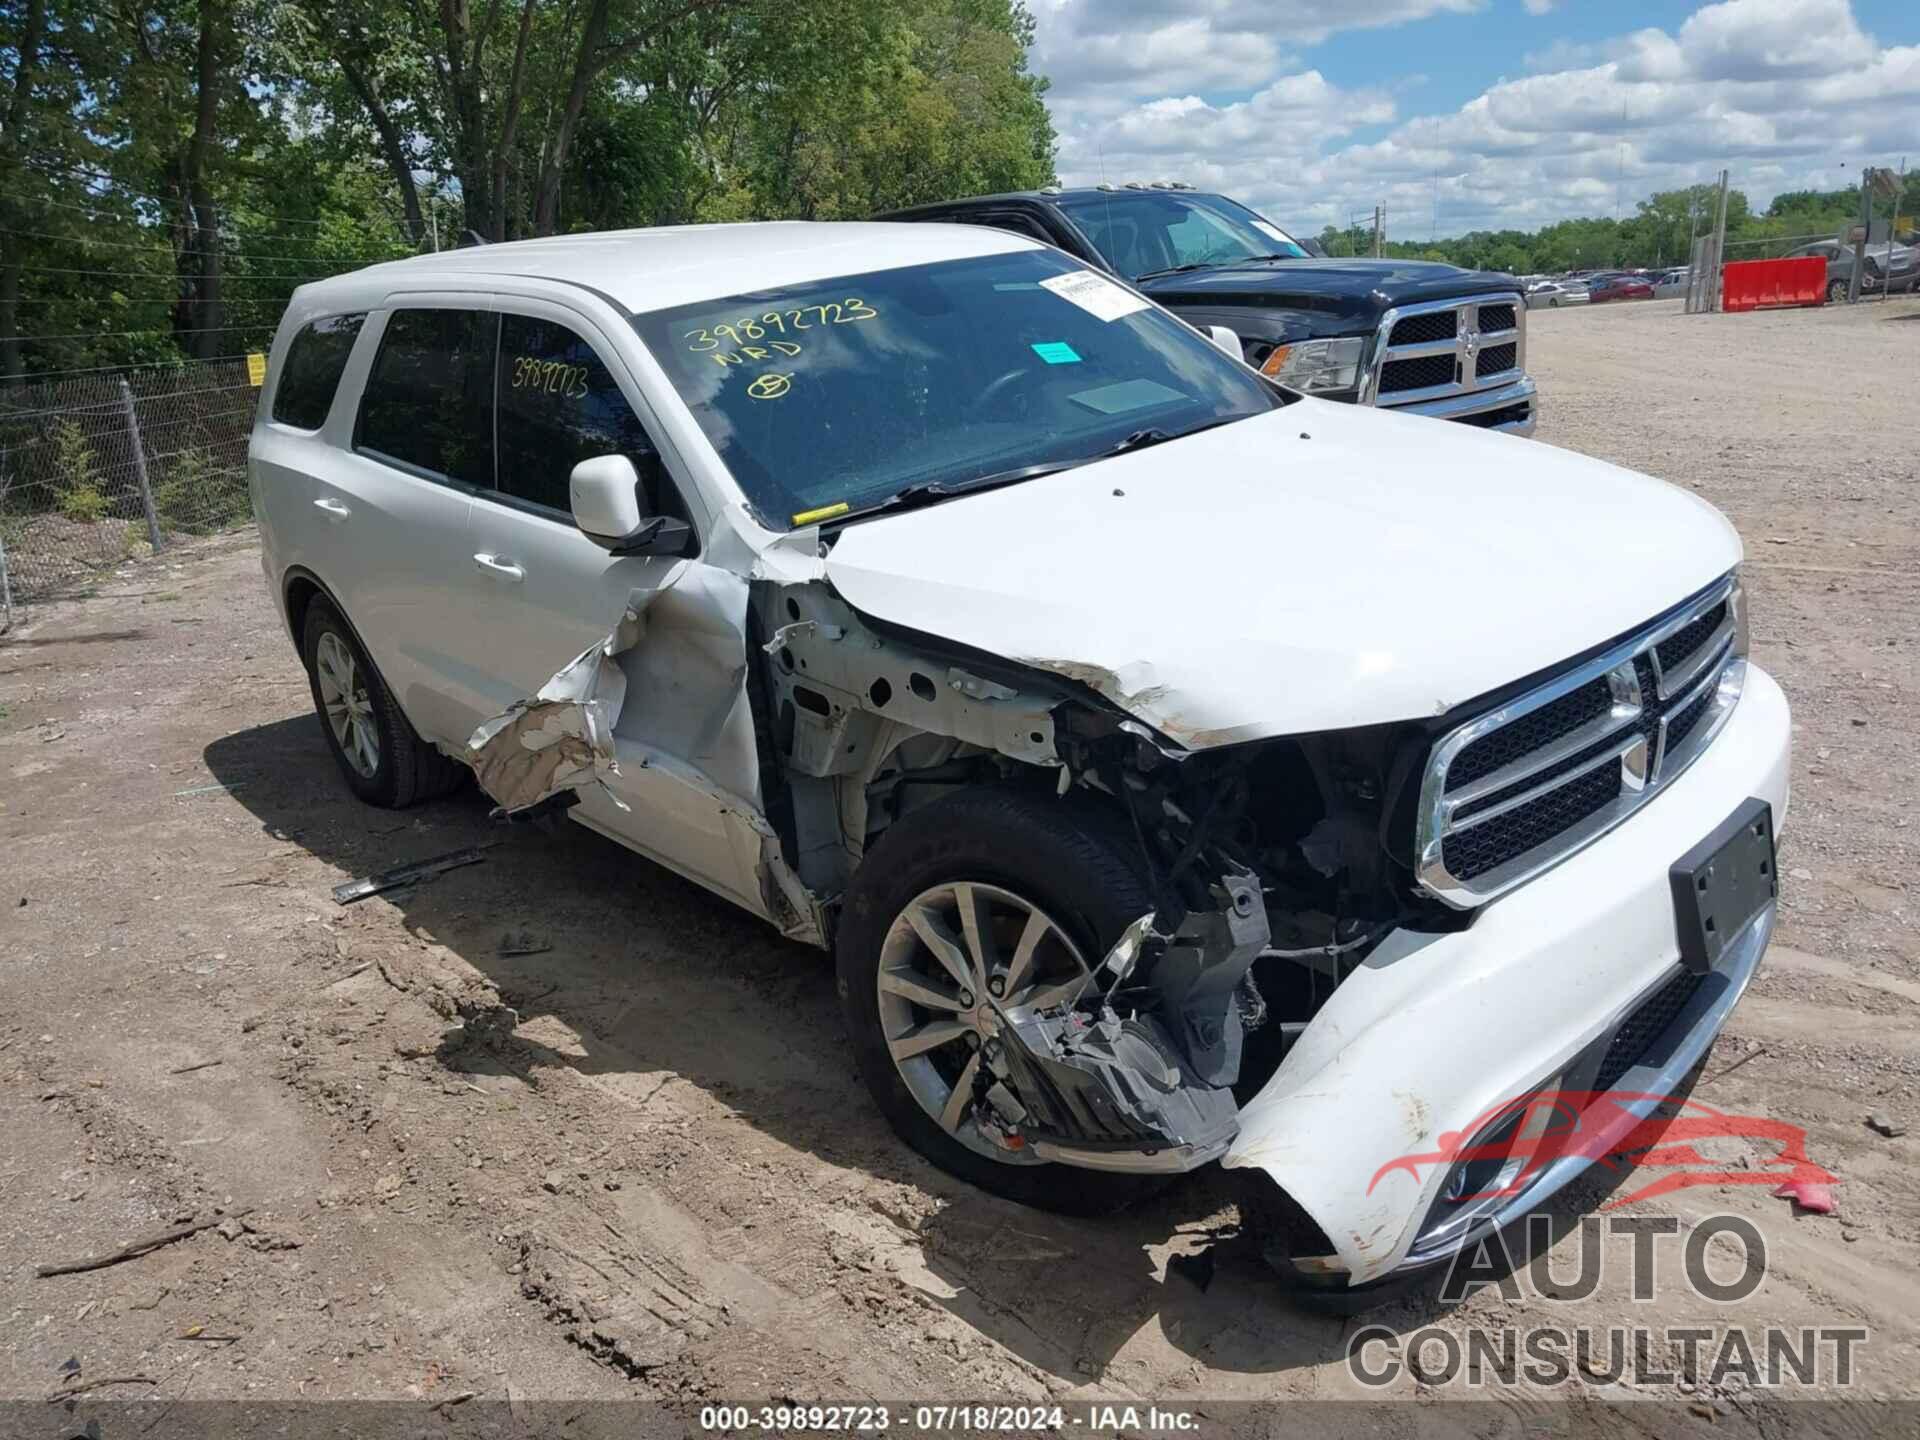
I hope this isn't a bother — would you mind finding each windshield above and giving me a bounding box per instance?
[632,249,1282,529]
[1053,191,1307,279]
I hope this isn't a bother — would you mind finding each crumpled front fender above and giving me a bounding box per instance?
[1223,664,1791,1284]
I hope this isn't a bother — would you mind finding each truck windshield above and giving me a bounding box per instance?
[631,249,1282,529]
[1054,191,1308,280]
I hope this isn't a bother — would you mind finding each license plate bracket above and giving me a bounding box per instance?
[1669,797,1777,975]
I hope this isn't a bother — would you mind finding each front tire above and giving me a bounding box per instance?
[837,788,1170,1215]
[1827,278,1849,304]
[301,598,466,808]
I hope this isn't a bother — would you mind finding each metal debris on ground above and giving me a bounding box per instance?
[1867,1111,1906,1138]
[167,1058,223,1075]
[331,845,493,904]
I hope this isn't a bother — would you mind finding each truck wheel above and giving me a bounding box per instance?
[837,788,1172,1215]
[302,599,466,808]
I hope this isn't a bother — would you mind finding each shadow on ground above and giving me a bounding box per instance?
[204,710,1683,1383]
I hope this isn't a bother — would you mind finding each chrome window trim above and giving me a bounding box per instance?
[1415,573,1746,910]
[1358,291,1528,410]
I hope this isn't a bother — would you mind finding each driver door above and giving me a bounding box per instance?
[465,302,767,912]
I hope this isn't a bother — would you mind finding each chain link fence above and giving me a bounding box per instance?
[0,360,260,630]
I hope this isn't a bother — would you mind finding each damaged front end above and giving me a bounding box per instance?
[461,549,1469,1274]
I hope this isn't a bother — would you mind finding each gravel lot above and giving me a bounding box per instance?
[3,294,1917,1428]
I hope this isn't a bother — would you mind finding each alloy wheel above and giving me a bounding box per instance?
[875,881,1093,1163]
[315,631,380,779]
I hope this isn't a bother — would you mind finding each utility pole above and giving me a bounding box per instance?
[1848,168,1870,304]
[1371,205,1382,258]
[1708,169,1730,312]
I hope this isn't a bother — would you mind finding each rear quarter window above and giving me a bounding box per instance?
[271,314,366,429]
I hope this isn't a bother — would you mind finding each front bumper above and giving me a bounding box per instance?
[1378,374,1537,435]
[1222,662,1791,1286]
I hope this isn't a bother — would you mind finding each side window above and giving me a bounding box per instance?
[495,314,686,521]
[354,308,496,488]
[972,212,1052,244]
[271,313,365,429]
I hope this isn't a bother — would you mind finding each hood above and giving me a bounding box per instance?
[1139,258,1518,337]
[821,403,1742,748]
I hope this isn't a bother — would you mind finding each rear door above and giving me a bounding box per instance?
[333,298,499,745]
[465,301,765,909]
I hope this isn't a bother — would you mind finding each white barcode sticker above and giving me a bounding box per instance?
[1039,270,1151,323]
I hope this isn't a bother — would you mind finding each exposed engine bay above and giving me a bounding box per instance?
[746,576,1473,1178]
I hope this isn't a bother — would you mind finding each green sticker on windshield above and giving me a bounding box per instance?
[1031,341,1081,365]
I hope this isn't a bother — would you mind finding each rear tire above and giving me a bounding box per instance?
[301,598,466,808]
[837,787,1173,1215]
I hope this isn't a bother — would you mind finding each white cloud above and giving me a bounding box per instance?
[1038,0,1920,239]
[1031,0,1483,98]
[1522,0,1556,14]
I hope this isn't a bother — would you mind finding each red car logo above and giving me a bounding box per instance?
[1369,1089,1835,1210]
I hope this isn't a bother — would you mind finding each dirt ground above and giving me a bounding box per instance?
[3,295,1918,1427]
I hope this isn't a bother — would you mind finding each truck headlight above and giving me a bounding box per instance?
[1259,336,1364,393]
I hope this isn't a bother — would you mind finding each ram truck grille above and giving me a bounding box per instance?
[1415,577,1747,907]
[1369,293,1528,426]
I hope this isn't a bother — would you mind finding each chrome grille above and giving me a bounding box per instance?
[1416,576,1747,907]
[1366,292,1526,412]
[1380,354,1456,393]
[1390,311,1457,346]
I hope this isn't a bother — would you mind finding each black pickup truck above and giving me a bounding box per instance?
[882,185,1537,434]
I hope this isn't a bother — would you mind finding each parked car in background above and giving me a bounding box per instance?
[1784,240,1919,302]
[250,220,1786,1294]
[883,184,1538,434]
[1652,270,1690,300]
[1588,275,1655,303]
[1526,279,1589,309]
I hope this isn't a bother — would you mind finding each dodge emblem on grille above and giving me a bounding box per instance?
[1460,328,1481,364]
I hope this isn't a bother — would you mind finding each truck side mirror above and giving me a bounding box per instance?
[1206,325,1244,361]
[569,453,692,558]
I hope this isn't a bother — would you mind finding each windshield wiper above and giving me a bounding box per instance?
[1106,415,1248,458]
[1132,261,1222,281]
[822,459,1093,527]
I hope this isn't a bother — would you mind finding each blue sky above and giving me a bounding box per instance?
[1029,0,1920,238]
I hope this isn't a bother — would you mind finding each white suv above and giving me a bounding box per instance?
[250,222,1790,1292]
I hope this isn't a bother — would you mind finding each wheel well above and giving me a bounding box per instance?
[284,574,324,661]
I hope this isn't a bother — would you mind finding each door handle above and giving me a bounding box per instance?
[473,552,525,582]
[313,497,351,519]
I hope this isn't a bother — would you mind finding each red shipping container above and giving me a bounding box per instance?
[1721,257,1826,312]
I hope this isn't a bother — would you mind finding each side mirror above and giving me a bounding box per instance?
[569,454,692,558]
[1206,325,1244,360]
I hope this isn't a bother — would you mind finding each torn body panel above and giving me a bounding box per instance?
[467,578,676,814]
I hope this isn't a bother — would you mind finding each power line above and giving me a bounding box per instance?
[0,353,263,384]
[0,381,260,419]
[9,324,278,344]
[11,264,349,281]
[0,224,410,267]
